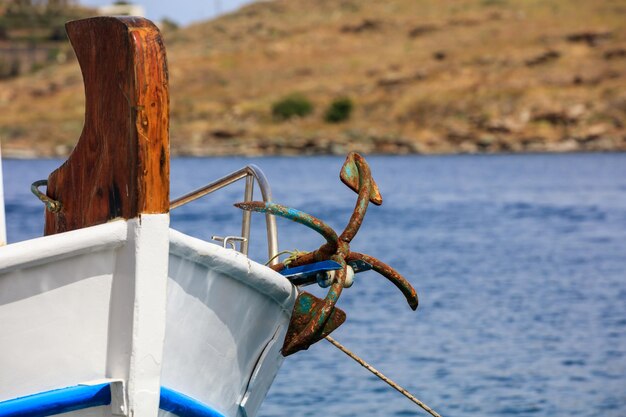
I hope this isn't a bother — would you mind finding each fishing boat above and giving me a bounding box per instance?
[0,16,421,417]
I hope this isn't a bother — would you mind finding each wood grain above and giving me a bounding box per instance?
[44,17,169,235]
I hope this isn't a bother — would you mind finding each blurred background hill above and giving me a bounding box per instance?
[0,0,625,157]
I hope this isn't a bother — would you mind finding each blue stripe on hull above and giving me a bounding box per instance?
[0,383,111,417]
[0,384,226,417]
[160,387,225,417]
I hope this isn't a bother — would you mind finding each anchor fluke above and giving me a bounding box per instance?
[340,152,383,206]
[281,292,346,356]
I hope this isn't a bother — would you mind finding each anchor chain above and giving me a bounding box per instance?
[235,152,418,356]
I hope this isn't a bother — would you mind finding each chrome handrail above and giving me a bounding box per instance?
[170,165,279,266]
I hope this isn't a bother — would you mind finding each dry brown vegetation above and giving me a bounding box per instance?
[1,0,626,157]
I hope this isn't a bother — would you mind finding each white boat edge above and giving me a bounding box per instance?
[0,215,297,417]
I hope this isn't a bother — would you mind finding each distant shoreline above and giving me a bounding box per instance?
[2,146,624,160]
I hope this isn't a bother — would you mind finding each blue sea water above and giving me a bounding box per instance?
[3,153,626,417]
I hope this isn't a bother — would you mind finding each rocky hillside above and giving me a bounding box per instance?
[1,0,626,157]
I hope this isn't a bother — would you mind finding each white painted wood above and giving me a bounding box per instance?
[0,220,127,273]
[163,230,297,417]
[0,242,118,401]
[110,380,128,416]
[56,406,112,417]
[124,214,170,417]
[0,216,170,414]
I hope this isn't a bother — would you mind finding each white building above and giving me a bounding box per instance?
[98,2,145,17]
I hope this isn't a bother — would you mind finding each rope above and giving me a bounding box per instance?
[265,249,309,266]
[325,336,443,417]
[265,250,294,266]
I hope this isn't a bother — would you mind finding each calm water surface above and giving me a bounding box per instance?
[4,154,626,417]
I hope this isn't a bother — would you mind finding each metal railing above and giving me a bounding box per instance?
[169,165,279,266]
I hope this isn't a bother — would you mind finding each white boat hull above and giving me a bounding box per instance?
[163,229,295,417]
[0,218,296,417]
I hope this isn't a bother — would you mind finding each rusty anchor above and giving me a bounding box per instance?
[235,152,418,356]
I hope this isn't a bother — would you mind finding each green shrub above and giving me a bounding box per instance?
[272,94,314,120]
[31,62,45,73]
[47,47,60,62]
[324,97,353,123]
[0,59,20,80]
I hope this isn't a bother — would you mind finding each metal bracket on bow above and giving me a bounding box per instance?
[235,152,418,356]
